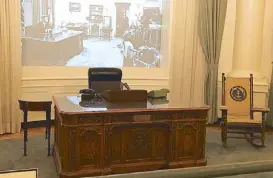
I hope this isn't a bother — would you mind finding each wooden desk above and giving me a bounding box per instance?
[22,30,83,66]
[52,95,209,178]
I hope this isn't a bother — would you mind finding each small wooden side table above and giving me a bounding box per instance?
[18,95,53,156]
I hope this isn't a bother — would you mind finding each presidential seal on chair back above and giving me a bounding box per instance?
[220,73,270,148]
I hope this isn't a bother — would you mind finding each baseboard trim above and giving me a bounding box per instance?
[206,118,221,126]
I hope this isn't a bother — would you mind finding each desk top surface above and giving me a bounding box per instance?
[52,95,210,115]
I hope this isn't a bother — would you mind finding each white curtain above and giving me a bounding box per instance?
[198,0,228,123]
[168,0,205,108]
[0,0,22,134]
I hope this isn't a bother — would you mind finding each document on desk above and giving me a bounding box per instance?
[66,96,107,111]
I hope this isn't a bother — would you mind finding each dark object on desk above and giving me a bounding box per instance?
[88,67,130,93]
[22,31,83,66]
[79,89,102,106]
[52,95,209,178]
[147,88,170,98]
[101,90,147,102]
[18,97,52,156]
[79,89,98,99]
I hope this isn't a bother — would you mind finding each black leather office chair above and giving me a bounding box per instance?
[88,68,130,93]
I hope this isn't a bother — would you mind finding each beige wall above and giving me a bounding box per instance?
[168,0,205,108]
[218,0,273,118]
[261,0,273,83]
[21,0,273,121]
[218,0,236,79]
[219,0,273,82]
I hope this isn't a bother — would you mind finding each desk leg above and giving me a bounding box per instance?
[23,111,28,156]
[46,109,51,156]
[45,128,48,139]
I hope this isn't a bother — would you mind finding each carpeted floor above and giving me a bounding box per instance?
[1,128,273,178]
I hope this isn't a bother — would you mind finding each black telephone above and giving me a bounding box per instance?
[79,89,101,102]
[79,89,97,95]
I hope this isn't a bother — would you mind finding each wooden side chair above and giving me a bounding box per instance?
[220,73,269,148]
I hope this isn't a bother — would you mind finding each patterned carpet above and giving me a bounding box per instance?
[0,128,273,178]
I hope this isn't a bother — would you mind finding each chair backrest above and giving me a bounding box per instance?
[88,68,123,93]
[222,73,253,117]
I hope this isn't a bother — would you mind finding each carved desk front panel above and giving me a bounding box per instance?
[53,108,208,178]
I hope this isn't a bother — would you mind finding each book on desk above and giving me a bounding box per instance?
[101,89,148,103]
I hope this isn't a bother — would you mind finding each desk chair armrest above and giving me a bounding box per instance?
[220,105,228,111]
[252,107,270,113]
[122,82,131,90]
[252,107,269,123]
[220,106,228,122]
[220,106,228,127]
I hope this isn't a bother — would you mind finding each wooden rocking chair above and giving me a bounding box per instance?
[220,73,269,148]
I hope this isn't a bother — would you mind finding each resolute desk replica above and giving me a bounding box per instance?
[53,95,209,178]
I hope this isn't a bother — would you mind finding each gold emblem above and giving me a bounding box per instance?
[230,86,247,102]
